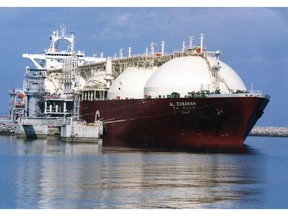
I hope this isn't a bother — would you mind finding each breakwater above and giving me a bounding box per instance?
[250,126,288,137]
[0,122,16,135]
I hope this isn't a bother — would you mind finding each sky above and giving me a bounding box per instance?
[0,4,288,127]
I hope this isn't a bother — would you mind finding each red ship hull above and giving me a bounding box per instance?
[81,94,269,151]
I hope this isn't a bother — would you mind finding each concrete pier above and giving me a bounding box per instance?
[15,117,62,139]
[61,123,102,143]
[14,117,103,143]
[17,124,48,139]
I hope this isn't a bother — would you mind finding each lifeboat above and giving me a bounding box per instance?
[17,92,25,100]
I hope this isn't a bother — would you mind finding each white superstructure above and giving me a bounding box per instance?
[22,25,103,70]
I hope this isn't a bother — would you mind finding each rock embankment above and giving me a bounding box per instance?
[250,126,288,137]
[0,122,16,135]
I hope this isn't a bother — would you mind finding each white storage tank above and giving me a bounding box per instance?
[144,56,246,98]
[216,59,247,93]
[107,67,157,99]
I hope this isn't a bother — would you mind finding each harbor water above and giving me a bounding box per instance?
[0,135,288,209]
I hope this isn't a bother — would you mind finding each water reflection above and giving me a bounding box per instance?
[9,137,101,156]
[4,137,265,208]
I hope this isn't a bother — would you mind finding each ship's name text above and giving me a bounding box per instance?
[169,101,197,111]
[169,101,197,107]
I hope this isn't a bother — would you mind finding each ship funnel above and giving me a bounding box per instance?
[200,33,204,53]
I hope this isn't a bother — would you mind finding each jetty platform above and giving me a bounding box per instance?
[1,118,103,143]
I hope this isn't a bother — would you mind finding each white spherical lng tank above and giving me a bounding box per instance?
[216,59,247,93]
[144,56,247,98]
[107,67,157,99]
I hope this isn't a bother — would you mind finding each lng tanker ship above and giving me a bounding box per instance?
[81,55,269,150]
[20,26,270,150]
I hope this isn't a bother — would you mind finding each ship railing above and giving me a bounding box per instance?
[249,90,262,95]
[19,117,67,126]
[18,117,98,127]
[0,116,12,123]
[113,51,176,60]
